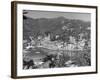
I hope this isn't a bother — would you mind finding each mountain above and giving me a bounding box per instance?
[23,16,91,41]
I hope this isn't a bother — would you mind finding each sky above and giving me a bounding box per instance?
[23,10,91,22]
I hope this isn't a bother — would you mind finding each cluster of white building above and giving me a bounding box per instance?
[27,33,90,51]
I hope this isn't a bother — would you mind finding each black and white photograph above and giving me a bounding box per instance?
[23,10,91,69]
[11,1,97,78]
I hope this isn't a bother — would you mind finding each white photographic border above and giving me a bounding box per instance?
[16,3,97,77]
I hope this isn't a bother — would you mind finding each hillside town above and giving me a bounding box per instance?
[23,14,91,69]
[23,32,90,51]
[23,31,91,69]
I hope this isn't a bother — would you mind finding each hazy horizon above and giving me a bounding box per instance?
[23,10,91,22]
